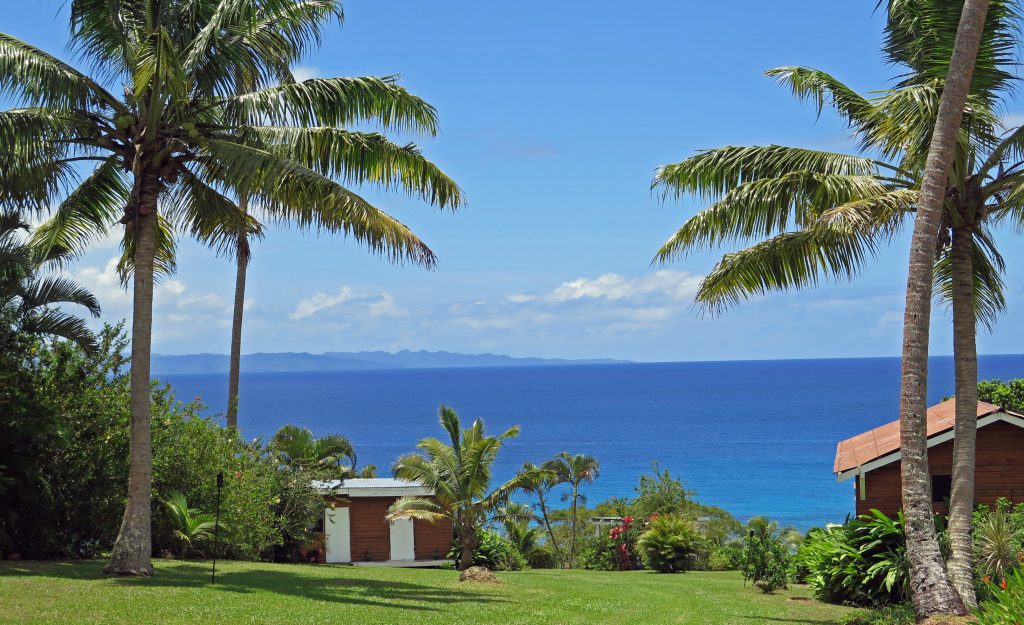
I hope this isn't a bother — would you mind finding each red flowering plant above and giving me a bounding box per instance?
[607,516,638,571]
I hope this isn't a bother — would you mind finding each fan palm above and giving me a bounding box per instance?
[546,452,599,568]
[271,424,356,477]
[653,0,1018,610]
[385,405,534,570]
[161,491,220,559]
[0,214,100,351]
[1,0,453,575]
[518,462,566,567]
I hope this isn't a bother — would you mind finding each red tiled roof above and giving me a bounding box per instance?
[833,399,1003,474]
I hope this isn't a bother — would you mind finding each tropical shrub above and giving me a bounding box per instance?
[741,533,789,593]
[795,510,908,606]
[974,508,1022,585]
[709,541,744,571]
[449,529,524,571]
[637,514,703,573]
[976,567,1024,625]
[526,545,559,569]
[576,531,617,571]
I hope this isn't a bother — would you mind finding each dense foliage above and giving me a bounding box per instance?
[977,379,1024,414]
[0,326,325,561]
[796,511,909,606]
[637,514,703,573]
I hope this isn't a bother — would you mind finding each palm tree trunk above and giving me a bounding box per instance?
[459,518,476,571]
[105,183,158,576]
[897,0,987,617]
[569,489,578,568]
[226,195,250,430]
[947,225,979,608]
[537,492,564,568]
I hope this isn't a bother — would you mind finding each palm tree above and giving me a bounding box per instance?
[546,452,599,568]
[2,0,452,575]
[898,0,990,615]
[271,424,356,477]
[221,72,462,429]
[0,214,100,351]
[652,0,1016,611]
[518,462,566,567]
[385,405,534,571]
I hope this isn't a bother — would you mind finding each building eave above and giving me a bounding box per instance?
[836,411,1024,483]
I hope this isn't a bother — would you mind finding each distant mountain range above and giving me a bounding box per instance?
[150,350,630,375]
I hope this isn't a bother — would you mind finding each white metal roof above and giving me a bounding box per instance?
[312,477,432,497]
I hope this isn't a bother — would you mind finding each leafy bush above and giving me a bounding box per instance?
[709,540,744,571]
[577,532,617,571]
[795,510,908,606]
[974,508,1022,584]
[840,604,914,625]
[637,514,704,573]
[527,545,559,569]
[742,532,789,593]
[449,529,524,571]
[976,567,1024,625]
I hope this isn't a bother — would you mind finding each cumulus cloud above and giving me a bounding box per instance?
[289,287,408,321]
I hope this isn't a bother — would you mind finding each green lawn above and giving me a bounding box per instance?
[0,560,861,625]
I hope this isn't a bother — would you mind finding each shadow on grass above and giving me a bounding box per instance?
[0,561,506,612]
[730,616,848,625]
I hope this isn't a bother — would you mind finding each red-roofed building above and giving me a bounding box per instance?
[834,399,1024,517]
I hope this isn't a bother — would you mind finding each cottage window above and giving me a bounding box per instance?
[932,474,952,504]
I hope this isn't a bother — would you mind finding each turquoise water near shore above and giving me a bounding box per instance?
[163,355,1024,529]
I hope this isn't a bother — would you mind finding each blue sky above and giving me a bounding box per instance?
[9,1,1024,361]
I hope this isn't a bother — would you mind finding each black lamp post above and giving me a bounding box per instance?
[211,471,223,584]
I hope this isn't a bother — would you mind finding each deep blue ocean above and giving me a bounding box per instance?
[162,355,1024,530]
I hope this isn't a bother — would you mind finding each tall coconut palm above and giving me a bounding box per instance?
[652,0,1017,611]
[271,424,356,477]
[221,70,461,429]
[2,0,450,575]
[386,405,535,571]
[546,452,599,568]
[0,213,100,351]
[518,462,566,567]
[898,0,990,615]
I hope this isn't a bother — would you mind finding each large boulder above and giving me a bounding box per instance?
[459,566,499,583]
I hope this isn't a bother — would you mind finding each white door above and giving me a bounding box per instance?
[389,517,415,561]
[324,507,351,563]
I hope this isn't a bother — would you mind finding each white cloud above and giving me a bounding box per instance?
[290,287,354,320]
[545,270,701,303]
[292,66,320,82]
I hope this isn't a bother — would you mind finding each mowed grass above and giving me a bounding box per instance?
[0,560,861,625]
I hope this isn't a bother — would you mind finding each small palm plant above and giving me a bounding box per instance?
[161,491,220,559]
[496,502,544,563]
[386,405,536,570]
[271,425,356,478]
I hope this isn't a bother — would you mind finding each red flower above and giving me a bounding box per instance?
[623,516,634,524]
[234,471,242,479]
[1001,579,1009,591]
[983,575,992,585]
